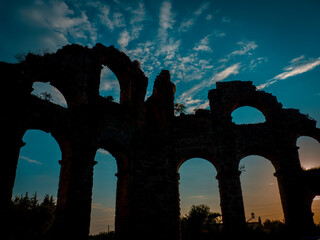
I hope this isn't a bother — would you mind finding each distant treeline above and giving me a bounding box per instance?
[5,192,55,240]
[4,194,320,240]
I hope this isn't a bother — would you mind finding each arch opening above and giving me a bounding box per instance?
[99,67,120,103]
[297,136,320,170]
[13,129,61,200]
[240,155,283,224]
[178,158,221,237]
[32,82,68,108]
[231,106,266,125]
[90,148,118,235]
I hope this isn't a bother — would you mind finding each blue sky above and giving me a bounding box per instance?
[2,0,320,234]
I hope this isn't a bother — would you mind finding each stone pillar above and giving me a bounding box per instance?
[115,169,130,240]
[0,133,25,239]
[1,135,24,208]
[275,170,315,235]
[130,155,181,240]
[216,170,246,233]
[54,141,96,240]
[274,146,316,236]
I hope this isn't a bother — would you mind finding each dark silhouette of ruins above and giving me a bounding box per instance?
[1,44,320,240]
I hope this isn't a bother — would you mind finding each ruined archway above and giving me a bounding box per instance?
[91,148,117,235]
[209,81,283,123]
[2,44,320,240]
[13,129,61,201]
[239,155,283,223]
[178,158,220,217]
[178,158,221,239]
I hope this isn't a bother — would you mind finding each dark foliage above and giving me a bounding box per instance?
[6,192,56,240]
[89,231,115,240]
[181,204,221,240]
[180,204,320,240]
[174,102,186,115]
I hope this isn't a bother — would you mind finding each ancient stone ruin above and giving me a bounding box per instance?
[1,43,320,240]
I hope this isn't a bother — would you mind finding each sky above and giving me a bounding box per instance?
[1,0,320,235]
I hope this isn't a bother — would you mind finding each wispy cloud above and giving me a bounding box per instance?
[179,2,210,32]
[118,29,130,49]
[193,35,212,52]
[99,67,120,95]
[98,5,125,31]
[158,1,175,41]
[219,40,258,63]
[188,195,208,199]
[273,57,320,80]
[129,2,146,40]
[20,0,97,49]
[290,55,305,63]
[194,2,210,16]
[221,16,231,23]
[228,40,258,57]
[97,149,109,156]
[211,63,241,82]
[177,63,241,112]
[258,56,320,89]
[20,155,42,165]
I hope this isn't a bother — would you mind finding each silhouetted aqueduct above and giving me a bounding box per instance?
[1,44,320,240]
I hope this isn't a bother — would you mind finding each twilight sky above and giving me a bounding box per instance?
[1,0,320,234]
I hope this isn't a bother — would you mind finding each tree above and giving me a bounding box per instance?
[174,102,186,115]
[7,192,56,240]
[181,204,221,240]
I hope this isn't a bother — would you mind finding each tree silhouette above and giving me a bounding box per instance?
[6,192,56,240]
[181,204,221,240]
[174,102,186,115]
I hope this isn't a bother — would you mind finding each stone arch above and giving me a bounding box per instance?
[13,129,62,200]
[91,148,118,234]
[178,155,218,172]
[95,141,130,238]
[178,158,220,235]
[93,44,148,106]
[209,81,283,123]
[231,106,266,124]
[239,155,283,222]
[239,148,281,173]
[21,46,101,107]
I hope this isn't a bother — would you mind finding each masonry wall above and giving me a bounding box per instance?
[1,44,320,240]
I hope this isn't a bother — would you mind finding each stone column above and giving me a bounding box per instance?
[275,170,315,235]
[216,170,246,233]
[129,155,181,240]
[54,141,96,240]
[0,133,25,239]
[274,146,316,236]
[115,169,130,240]
[1,135,24,208]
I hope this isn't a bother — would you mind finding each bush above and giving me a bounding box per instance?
[6,192,56,240]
